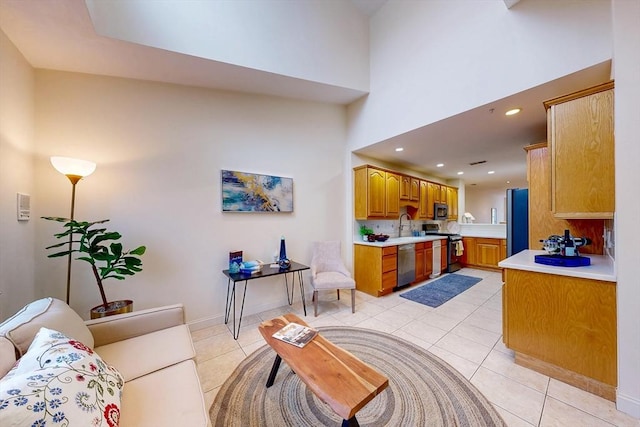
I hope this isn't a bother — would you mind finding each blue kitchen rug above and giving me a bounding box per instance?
[400,274,483,308]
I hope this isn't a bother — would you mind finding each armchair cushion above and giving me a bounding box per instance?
[312,271,355,290]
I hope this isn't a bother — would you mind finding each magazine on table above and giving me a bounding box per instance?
[272,322,318,348]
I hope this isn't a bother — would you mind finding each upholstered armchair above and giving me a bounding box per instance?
[309,241,356,317]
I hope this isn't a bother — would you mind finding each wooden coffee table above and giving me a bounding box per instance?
[258,313,389,427]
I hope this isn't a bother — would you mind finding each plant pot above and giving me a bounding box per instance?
[90,299,133,319]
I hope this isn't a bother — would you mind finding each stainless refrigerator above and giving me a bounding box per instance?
[506,188,529,257]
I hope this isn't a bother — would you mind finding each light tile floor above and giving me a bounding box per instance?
[192,268,639,427]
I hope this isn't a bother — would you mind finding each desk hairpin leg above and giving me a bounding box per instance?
[224,279,249,340]
[284,270,307,316]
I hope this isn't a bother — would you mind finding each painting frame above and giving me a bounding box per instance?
[221,170,294,213]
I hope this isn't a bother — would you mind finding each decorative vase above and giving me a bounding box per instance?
[278,236,290,269]
[90,299,133,319]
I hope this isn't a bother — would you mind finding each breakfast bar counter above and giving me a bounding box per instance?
[498,249,615,282]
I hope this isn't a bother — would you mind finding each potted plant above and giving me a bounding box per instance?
[359,224,374,241]
[43,217,146,318]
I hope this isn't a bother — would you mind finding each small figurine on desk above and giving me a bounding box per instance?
[278,236,291,269]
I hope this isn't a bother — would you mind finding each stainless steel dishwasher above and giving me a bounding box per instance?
[396,244,416,289]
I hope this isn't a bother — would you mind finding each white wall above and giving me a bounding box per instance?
[464,187,508,224]
[0,29,36,319]
[86,0,370,92]
[612,0,640,417]
[347,0,612,149]
[31,70,348,326]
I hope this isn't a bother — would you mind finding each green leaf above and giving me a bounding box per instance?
[110,243,123,258]
[130,246,146,255]
[124,257,142,266]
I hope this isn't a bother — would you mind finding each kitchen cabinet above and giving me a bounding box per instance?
[417,180,429,219]
[400,175,410,200]
[502,268,617,401]
[354,166,400,220]
[354,244,397,297]
[414,241,433,283]
[525,143,604,254]
[544,81,614,219]
[445,186,458,220]
[440,241,447,272]
[355,164,457,221]
[461,237,505,270]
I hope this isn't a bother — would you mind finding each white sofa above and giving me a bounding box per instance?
[0,298,211,427]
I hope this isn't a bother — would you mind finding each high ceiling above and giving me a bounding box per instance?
[0,0,612,189]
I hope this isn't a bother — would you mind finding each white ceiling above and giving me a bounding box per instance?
[0,0,612,189]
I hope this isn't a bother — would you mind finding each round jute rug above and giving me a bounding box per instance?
[209,326,506,426]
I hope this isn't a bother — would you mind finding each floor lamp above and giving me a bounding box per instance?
[50,156,97,304]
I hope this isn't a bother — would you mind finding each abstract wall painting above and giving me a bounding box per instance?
[221,170,293,212]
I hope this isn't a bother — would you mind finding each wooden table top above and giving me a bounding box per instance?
[259,313,389,420]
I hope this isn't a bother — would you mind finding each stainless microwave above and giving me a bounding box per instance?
[434,203,448,220]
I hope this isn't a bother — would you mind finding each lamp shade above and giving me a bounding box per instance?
[50,156,96,177]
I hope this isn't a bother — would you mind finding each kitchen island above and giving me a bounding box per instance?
[499,250,617,401]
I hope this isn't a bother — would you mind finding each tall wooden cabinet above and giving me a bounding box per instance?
[525,143,604,254]
[543,81,615,219]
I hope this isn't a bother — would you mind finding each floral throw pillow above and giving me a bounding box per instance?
[0,327,124,426]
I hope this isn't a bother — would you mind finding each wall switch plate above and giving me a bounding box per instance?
[17,193,30,221]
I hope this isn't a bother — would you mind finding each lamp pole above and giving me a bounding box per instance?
[64,175,82,304]
[50,157,96,305]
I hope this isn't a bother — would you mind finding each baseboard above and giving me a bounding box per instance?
[514,352,616,402]
[187,295,307,332]
[616,391,640,419]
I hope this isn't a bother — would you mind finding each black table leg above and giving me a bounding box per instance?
[342,416,359,427]
[266,355,282,388]
[224,279,248,340]
[298,270,307,316]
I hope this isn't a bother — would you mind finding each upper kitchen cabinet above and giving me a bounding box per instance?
[400,175,420,203]
[446,186,458,220]
[354,165,400,219]
[544,81,615,219]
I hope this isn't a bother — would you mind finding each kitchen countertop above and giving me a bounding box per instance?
[354,235,446,247]
[498,250,616,282]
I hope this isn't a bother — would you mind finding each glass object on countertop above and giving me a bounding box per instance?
[491,208,497,224]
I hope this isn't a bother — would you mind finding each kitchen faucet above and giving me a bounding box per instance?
[398,213,411,237]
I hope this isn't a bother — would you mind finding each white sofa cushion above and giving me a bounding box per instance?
[0,337,16,378]
[0,327,123,427]
[0,298,94,357]
[94,324,195,382]
[119,360,210,427]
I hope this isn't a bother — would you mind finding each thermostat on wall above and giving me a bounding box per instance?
[17,193,30,221]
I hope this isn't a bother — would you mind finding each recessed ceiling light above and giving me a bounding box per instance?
[488,171,495,174]
[436,163,444,168]
[457,171,464,175]
[506,180,511,184]
[505,108,521,116]
[395,147,404,152]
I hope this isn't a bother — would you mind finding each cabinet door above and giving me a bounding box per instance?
[463,237,476,266]
[500,239,507,262]
[441,241,447,272]
[447,187,458,220]
[548,84,614,218]
[410,178,420,201]
[439,185,447,205]
[367,168,386,218]
[385,172,400,218]
[415,242,425,282]
[425,246,433,278]
[400,175,410,200]
[418,180,429,219]
[476,238,500,268]
[427,182,439,218]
